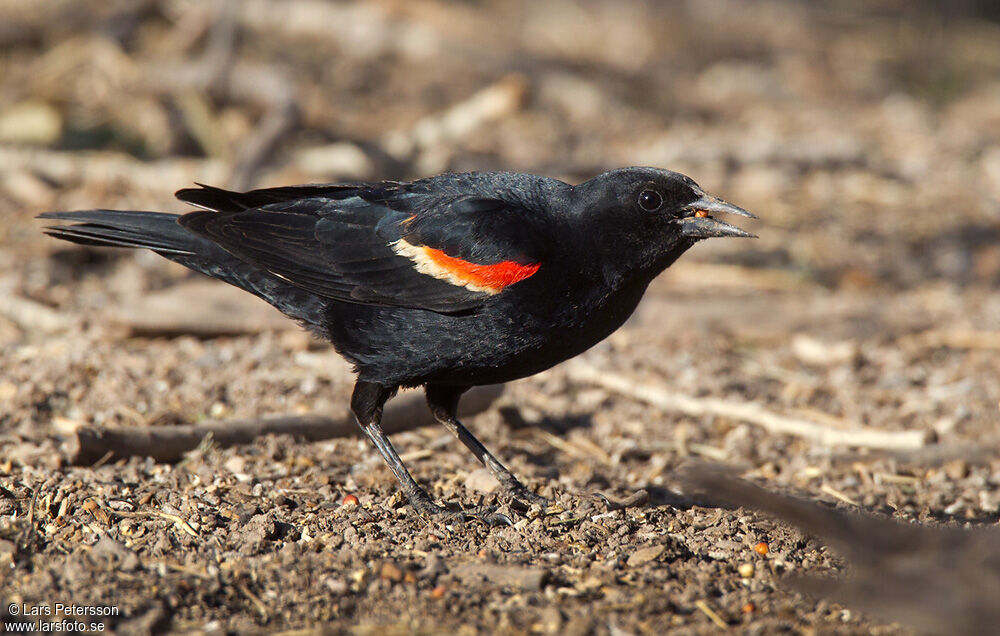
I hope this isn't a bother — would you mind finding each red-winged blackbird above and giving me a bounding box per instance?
[40,167,754,517]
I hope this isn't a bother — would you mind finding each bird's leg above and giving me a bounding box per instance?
[426,384,548,509]
[351,381,445,516]
[351,381,510,525]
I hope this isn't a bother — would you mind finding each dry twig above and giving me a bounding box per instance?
[693,599,729,629]
[63,384,504,465]
[0,294,74,334]
[902,329,1000,350]
[566,362,930,450]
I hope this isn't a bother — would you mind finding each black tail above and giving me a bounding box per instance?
[39,209,333,333]
[38,210,197,255]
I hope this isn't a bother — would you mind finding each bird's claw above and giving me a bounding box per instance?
[467,505,514,527]
[504,485,550,512]
[594,489,649,511]
[406,492,513,526]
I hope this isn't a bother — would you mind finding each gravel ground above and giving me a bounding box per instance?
[2,1,999,634]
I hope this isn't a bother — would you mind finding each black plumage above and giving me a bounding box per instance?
[40,167,755,518]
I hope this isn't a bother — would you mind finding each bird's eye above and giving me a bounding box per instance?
[637,189,663,212]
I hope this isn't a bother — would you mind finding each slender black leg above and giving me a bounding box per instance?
[426,384,548,508]
[351,381,445,516]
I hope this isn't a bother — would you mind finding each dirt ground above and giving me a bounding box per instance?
[2,1,1000,634]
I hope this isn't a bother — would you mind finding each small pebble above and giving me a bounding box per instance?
[324,578,348,595]
[380,561,404,583]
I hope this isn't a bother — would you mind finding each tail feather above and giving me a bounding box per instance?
[38,210,195,255]
[38,208,333,333]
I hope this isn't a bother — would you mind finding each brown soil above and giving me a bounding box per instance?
[2,1,999,634]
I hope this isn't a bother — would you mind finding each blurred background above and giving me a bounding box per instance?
[2,1,1000,633]
[2,0,1000,291]
[4,0,1000,397]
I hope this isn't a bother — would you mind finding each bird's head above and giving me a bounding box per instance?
[572,166,756,277]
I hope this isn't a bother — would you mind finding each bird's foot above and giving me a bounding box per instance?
[502,483,551,512]
[594,489,649,511]
[464,504,514,527]
[406,489,513,526]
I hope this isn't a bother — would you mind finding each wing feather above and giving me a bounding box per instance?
[176,181,549,314]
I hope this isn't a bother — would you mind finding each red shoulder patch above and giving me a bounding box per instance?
[392,239,539,294]
[423,247,540,292]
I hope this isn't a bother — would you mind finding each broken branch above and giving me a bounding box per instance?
[64,384,504,465]
[565,362,930,450]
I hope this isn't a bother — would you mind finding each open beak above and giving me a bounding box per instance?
[678,194,757,239]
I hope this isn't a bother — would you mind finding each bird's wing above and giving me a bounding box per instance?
[175,182,549,313]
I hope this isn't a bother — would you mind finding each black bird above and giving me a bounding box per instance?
[39,167,755,517]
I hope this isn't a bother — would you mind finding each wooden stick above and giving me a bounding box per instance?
[64,384,504,465]
[0,294,75,334]
[565,362,930,450]
[902,329,1000,350]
